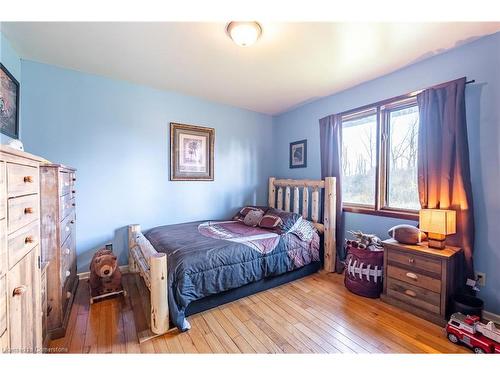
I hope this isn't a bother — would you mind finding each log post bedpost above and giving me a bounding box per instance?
[323,177,337,272]
[128,224,140,273]
[268,177,276,208]
[149,253,169,334]
[128,224,170,341]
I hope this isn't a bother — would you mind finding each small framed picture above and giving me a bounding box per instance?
[170,122,215,181]
[0,63,20,139]
[289,139,307,169]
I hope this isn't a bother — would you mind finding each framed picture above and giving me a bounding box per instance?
[289,139,307,168]
[0,63,20,139]
[170,122,215,181]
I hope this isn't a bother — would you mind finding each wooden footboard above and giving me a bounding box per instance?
[128,224,170,340]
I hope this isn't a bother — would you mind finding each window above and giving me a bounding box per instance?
[341,111,377,206]
[341,96,420,218]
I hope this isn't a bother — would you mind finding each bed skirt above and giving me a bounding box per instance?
[185,260,321,317]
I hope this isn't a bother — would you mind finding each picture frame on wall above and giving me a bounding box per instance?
[0,63,20,139]
[289,139,307,169]
[170,122,215,181]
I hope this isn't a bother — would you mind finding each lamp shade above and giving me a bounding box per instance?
[419,209,456,235]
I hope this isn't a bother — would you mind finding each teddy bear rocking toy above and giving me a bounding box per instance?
[88,247,126,304]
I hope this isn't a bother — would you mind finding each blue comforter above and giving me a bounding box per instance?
[144,220,319,331]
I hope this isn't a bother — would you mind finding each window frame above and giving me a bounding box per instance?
[340,93,420,221]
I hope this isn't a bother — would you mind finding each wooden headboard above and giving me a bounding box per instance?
[268,177,337,272]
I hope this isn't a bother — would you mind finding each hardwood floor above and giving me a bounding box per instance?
[48,271,469,354]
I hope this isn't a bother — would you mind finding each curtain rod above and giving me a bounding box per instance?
[338,78,475,118]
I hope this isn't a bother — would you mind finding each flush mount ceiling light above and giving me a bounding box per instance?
[226,21,262,47]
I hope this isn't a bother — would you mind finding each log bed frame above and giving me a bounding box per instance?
[128,176,336,341]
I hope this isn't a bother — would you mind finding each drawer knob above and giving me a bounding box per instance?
[23,176,34,183]
[70,220,75,224]
[66,291,72,299]
[408,257,415,264]
[65,270,71,277]
[72,203,76,207]
[72,190,76,194]
[65,248,70,255]
[66,226,70,232]
[72,178,76,182]
[404,289,417,298]
[24,236,34,244]
[406,272,418,281]
[24,207,34,214]
[13,285,27,296]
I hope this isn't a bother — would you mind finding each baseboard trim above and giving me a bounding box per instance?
[483,310,500,324]
[78,265,130,280]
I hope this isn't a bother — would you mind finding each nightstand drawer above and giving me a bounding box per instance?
[386,278,440,314]
[387,248,442,275]
[387,264,441,293]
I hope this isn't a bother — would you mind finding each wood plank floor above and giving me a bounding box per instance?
[49,272,469,354]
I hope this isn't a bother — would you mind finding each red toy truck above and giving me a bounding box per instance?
[446,313,500,354]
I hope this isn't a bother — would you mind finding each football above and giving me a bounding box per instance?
[388,224,427,245]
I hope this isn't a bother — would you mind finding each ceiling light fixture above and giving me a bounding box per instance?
[226,21,262,47]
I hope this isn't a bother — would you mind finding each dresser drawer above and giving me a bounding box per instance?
[60,233,75,285]
[387,264,441,293]
[7,220,39,269]
[7,194,39,234]
[60,212,75,246]
[387,248,441,275]
[0,161,5,220]
[69,172,76,186]
[59,172,71,197]
[0,275,6,337]
[6,163,38,198]
[60,193,75,221]
[386,278,441,314]
[0,219,6,278]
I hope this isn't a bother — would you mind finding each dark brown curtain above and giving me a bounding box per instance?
[319,114,344,273]
[417,77,475,278]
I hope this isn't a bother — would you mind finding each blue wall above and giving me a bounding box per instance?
[273,32,500,313]
[20,61,274,271]
[0,31,22,143]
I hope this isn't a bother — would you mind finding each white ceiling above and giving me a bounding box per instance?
[2,22,500,115]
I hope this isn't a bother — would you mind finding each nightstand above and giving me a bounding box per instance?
[380,239,462,326]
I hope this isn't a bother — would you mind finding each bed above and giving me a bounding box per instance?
[128,177,337,341]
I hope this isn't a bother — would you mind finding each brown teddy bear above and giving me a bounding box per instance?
[89,248,123,298]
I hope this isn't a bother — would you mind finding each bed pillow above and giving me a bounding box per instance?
[243,210,265,227]
[259,208,302,233]
[233,206,266,222]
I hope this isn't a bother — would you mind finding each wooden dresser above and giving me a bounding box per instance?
[381,239,462,326]
[0,145,45,353]
[40,164,78,340]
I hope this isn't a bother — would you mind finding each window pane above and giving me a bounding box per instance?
[341,113,377,206]
[387,105,420,210]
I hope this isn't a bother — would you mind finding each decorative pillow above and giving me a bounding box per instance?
[259,208,302,233]
[259,213,283,229]
[233,206,266,222]
[289,217,316,242]
[243,210,264,227]
[388,224,427,245]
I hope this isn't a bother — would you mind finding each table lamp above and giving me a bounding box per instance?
[419,209,456,249]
